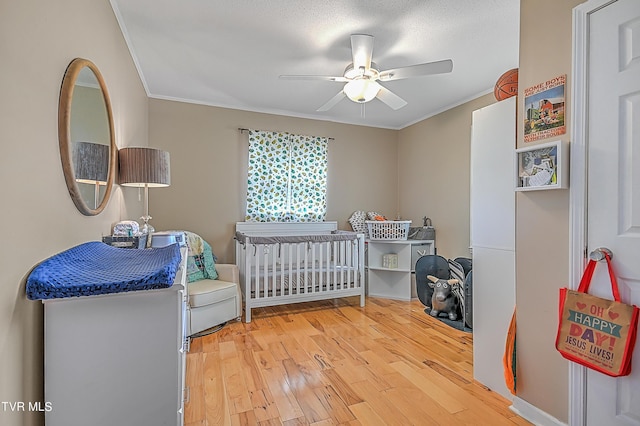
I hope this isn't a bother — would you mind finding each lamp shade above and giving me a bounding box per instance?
[344,79,381,103]
[73,142,109,184]
[118,147,170,187]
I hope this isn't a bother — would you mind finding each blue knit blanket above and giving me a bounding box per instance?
[27,242,181,300]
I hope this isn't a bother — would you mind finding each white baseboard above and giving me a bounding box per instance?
[510,397,567,426]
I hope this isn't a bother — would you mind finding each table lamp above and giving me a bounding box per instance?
[118,147,170,234]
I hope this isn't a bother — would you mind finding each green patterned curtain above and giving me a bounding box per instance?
[288,134,327,221]
[246,130,327,222]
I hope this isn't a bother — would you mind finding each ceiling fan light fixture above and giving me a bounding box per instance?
[344,62,380,80]
[344,79,380,103]
[281,35,452,112]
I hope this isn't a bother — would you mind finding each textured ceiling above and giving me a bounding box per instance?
[110,0,520,129]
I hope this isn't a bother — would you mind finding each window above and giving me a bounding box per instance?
[246,130,327,222]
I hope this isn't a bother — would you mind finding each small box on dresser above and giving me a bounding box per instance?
[102,234,148,249]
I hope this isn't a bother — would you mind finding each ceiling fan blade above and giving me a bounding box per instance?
[279,75,348,82]
[379,59,453,81]
[376,86,407,110]
[351,34,374,71]
[317,91,346,112]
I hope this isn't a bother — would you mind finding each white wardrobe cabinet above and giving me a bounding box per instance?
[470,97,516,400]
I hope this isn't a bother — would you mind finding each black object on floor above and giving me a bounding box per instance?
[463,270,473,328]
[415,255,450,307]
[424,308,472,333]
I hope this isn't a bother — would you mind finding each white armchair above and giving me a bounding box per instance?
[187,263,242,336]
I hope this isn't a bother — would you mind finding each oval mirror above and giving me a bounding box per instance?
[58,58,116,216]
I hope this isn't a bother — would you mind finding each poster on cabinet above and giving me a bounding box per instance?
[523,74,566,143]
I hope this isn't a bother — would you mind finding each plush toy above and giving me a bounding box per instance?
[427,275,460,320]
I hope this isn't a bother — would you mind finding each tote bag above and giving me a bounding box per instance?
[555,253,639,377]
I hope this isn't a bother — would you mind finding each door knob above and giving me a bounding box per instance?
[589,247,613,261]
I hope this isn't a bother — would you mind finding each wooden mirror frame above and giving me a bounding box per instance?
[58,58,116,216]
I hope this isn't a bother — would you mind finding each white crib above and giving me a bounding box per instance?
[235,222,365,322]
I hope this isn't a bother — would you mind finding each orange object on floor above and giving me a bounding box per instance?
[503,308,517,395]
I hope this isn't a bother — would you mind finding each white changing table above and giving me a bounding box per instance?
[43,248,188,426]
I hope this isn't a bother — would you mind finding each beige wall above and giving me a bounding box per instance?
[148,99,398,263]
[0,1,148,425]
[148,95,491,263]
[398,93,496,259]
[516,0,584,422]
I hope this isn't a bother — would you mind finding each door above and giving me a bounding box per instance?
[585,0,640,423]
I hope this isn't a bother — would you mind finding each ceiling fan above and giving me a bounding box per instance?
[279,34,453,112]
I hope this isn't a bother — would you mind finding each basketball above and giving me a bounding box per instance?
[494,68,518,101]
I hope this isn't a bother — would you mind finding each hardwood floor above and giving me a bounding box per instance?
[184,297,530,425]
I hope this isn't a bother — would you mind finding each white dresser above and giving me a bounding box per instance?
[43,248,188,426]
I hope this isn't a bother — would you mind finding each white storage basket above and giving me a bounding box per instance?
[365,220,411,240]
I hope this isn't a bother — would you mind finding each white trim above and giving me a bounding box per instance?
[569,1,618,425]
[149,93,409,130]
[511,397,568,426]
[109,0,151,96]
[401,87,494,129]
[569,3,589,426]
[149,88,498,131]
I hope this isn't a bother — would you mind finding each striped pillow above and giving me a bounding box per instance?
[448,258,466,311]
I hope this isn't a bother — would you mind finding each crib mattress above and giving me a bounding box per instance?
[26,241,181,300]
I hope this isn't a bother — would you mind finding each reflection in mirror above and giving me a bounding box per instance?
[72,142,109,208]
[59,58,115,216]
[71,67,110,209]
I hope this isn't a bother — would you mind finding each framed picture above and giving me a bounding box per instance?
[515,140,568,191]
[523,75,566,143]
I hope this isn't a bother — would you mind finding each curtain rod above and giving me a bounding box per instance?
[238,128,334,141]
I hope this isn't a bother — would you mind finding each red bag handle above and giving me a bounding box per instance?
[577,253,621,301]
